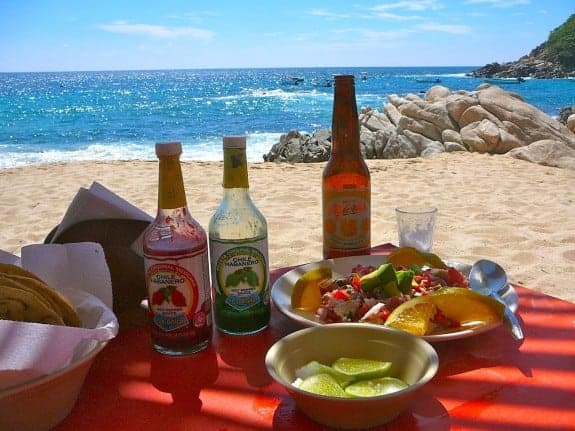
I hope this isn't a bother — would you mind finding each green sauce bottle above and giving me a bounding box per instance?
[208,136,270,334]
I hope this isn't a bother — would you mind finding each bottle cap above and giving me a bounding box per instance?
[334,74,355,84]
[155,142,182,156]
[223,136,246,149]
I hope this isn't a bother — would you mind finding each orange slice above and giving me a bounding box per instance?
[384,297,436,336]
[385,287,504,336]
[291,267,332,311]
[429,287,504,325]
[387,247,447,269]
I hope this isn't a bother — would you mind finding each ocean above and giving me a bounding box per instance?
[1,66,574,168]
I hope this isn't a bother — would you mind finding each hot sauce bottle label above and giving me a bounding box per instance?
[145,252,211,332]
[323,186,370,251]
[210,239,269,312]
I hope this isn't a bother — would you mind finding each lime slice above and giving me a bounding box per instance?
[332,357,392,380]
[295,360,353,386]
[297,373,349,397]
[344,377,408,397]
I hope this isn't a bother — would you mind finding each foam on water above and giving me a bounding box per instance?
[0,132,282,169]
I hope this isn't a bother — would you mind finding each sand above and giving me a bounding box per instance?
[1,152,574,303]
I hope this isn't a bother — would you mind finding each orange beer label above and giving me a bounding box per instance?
[323,185,370,252]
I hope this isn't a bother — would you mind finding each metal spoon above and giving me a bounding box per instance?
[469,259,524,341]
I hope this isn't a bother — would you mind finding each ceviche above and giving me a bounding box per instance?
[316,262,469,329]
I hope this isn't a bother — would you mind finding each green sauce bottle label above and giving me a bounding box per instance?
[211,238,269,312]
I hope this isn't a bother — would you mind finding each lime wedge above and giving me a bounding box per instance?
[344,377,408,397]
[297,373,350,397]
[331,357,392,380]
[295,360,353,386]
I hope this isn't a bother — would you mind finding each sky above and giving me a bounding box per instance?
[0,0,573,72]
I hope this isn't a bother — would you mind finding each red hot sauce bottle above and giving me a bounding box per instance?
[143,142,212,355]
[322,75,371,259]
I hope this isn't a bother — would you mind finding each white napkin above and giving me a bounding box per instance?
[50,181,153,242]
[0,243,119,391]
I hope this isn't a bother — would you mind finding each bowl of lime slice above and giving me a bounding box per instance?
[265,323,438,429]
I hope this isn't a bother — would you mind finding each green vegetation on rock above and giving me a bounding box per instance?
[544,14,575,71]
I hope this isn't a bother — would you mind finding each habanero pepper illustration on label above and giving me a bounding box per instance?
[147,263,201,332]
[213,244,269,312]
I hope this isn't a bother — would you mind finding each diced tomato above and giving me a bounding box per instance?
[333,289,351,301]
[446,267,468,287]
[350,273,362,291]
[376,308,391,323]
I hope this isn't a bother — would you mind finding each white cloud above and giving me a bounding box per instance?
[307,8,350,20]
[370,0,444,12]
[417,22,472,34]
[360,28,415,41]
[97,21,214,40]
[464,0,531,7]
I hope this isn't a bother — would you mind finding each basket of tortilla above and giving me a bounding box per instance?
[0,259,118,431]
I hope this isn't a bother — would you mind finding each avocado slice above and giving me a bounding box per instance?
[396,270,414,294]
[359,264,401,297]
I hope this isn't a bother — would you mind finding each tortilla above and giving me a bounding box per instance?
[0,262,47,284]
[0,264,82,327]
[0,283,65,325]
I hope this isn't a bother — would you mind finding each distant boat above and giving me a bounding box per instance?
[415,77,441,83]
[484,77,525,85]
[282,75,305,85]
[360,71,368,80]
[311,78,333,88]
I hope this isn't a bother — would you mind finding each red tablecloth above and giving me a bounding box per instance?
[55,245,575,430]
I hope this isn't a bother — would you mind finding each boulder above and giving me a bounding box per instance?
[445,93,479,124]
[478,86,575,148]
[461,119,523,153]
[402,130,444,155]
[397,115,442,142]
[382,131,419,158]
[399,100,458,132]
[360,108,394,132]
[360,128,377,159]
[445,141,468,152]
[383,102,401,126]
[442,129,463,145]
[425,85,451,102]
[567,114,575,133]
[508,139,575,170]
[459,105,501,128]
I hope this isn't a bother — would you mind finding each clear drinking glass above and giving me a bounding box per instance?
[395,206,438,252]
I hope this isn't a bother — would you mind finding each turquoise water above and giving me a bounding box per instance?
[1,67,574,168]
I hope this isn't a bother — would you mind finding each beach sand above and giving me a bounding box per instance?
[1,152,574,302]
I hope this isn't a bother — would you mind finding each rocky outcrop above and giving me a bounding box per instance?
[470,14,575,79]
[263,84,575,170]
[470,55,569,79]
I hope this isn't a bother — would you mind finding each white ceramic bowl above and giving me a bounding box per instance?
[0,339,107,431]
[265,323,438,429]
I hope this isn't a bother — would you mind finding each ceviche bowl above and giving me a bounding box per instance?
[265,323,438,429]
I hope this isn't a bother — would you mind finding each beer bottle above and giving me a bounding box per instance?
[209,136,270,334]
[143,142,212,355]
[322,75,371,259]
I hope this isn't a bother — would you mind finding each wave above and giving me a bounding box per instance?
[0,132,282,169]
